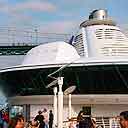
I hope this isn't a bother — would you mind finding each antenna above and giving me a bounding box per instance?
[46,79,58,88]
[64,86,76,95]
[47,58,80,77]
[46,57,80,128]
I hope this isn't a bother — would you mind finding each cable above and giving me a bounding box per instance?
[115,65,128,89]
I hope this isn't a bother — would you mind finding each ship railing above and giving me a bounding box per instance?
[62,116,121,128]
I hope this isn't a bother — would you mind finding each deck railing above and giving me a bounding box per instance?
[63,117,120,128]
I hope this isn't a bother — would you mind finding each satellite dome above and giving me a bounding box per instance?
[22,41,80,66]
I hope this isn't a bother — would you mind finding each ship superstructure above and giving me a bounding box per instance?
[73,9,128,57]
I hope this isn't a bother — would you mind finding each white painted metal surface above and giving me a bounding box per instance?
[57,77,63,128]
[53,87,57,127]
[64,86,76,95]
[68,94,71,119]
[22,41,80,66]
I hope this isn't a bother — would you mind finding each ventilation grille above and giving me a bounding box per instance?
[95,28,128,56]
[73,34,84,56]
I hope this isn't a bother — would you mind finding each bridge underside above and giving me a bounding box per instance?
[0,64,128,97]
[0,45,36,55]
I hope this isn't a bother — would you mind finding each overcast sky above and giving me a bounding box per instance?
[0,0,128,34]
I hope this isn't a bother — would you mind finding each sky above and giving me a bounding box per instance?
[0,0,128,35]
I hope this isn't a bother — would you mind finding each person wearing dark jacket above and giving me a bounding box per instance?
[49,110,53,128]
[35,110,45,128]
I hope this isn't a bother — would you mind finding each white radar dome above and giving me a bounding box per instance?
[22,41,80,66]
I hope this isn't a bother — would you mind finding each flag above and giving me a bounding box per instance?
[69,36,74,45]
